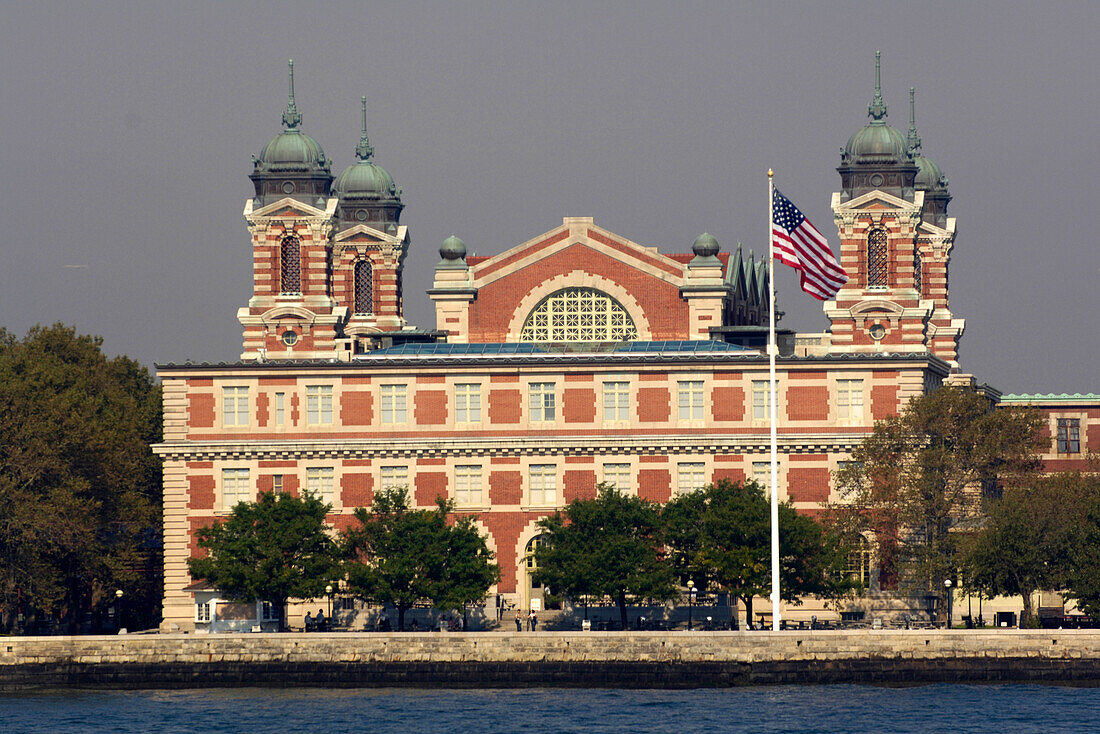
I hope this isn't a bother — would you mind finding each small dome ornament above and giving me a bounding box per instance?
[438,234,468,268]
[690,233,721,268]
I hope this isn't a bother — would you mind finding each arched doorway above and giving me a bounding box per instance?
[521,534,548,612]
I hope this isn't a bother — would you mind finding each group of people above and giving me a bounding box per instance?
[515,609,539,631]
[303,609,328,632]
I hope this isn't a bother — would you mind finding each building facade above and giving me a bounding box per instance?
[154,59,1086,631]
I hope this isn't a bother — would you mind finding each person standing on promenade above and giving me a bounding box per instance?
[515,610,523,632]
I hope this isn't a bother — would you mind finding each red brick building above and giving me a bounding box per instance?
[155,60,1089,631]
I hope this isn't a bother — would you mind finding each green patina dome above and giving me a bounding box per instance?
[844,121,909,165]
[692,233,720,258]
[914,154,947,191]
[440,234,467,261]
[255,129,330,174]
[333,96,401,203]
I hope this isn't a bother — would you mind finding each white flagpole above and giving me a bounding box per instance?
[767,169,780,632]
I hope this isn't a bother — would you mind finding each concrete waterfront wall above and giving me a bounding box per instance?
[3,630,1100,690]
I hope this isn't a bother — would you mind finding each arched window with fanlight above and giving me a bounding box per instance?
[525,534,547,572]
[279,235,302,294]
[519,288,637,343]
[354,259,373,314]
[867,228,888,287]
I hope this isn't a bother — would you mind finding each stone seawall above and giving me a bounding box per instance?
[3,630,1100,690]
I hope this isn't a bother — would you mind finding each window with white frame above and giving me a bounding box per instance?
[455,384,482,423]
[272,474,284,494]
[381,384,407,424]
[196,601,211,623]
[274,392,286,427]
[305,385,333,425]
[454,465,483,505]
[752,380,773,420]
[529,465,557,505]
[602,463,632,492]
[380,465,408,492]
[222,468,251,509]
[222,386,249,427]
[603,381,630,421]
[752,461,774,495]
[260,601,278,622]
[837,379,865,421]
[306,467,335,504]
[1057,418,1081,453]
[677,381,704,420]
[529,382,556,422]
[676,462,706,496]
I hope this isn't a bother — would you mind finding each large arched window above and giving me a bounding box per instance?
[519,288,637,343]
[867,228,888,287]
[279,235,301,294]
[354,260,373,314]
[525,534,548,571]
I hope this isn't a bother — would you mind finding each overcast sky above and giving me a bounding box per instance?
[1,1,1096,394]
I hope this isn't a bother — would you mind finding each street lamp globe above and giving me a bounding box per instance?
[116,589,124,600]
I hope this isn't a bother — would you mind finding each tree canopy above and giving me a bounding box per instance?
[533,485,678,629]
[664,479,852,627]
[834,386,1042,597]
[0,324,162,633]
[342,487,498,630]
[188,491,340,629]
[964,471,1100,627]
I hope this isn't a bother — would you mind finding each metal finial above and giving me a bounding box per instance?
[868,51,887,121]
[767,169,774,178]
[282,59,302,130]
[907,87,921,154]
[355,96,374,161]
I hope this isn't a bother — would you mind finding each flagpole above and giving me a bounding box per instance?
[767,169,780,632]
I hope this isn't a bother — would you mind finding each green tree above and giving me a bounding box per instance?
[834,386,1042,599]
[1064,472,1100,621]
[964,472,1099,627]
[343,487,498,630]
[188,491,340,630]
[0,324,162,633]
[664,479,851,627]
[533,485,677,630]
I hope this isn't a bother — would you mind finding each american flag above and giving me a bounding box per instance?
[771,188,848,300]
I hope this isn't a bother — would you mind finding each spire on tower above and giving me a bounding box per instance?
[282,59,302,130]
[355,96,374,161]
[907,87,922,154]
[868,51,887,121]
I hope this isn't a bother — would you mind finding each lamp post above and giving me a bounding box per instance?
[325,584,333,623]
[115,589,124,632]
[687,579,697,631]
[944,579,953,629]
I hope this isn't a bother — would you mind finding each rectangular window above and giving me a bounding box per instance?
[677,381,704,420]
[676,462,706,496]
[529,464,557,505]
[222,468,251,509]
[196,602,211,623]
[602,463,632,492]
[529,383,556,422]
[752,380,773,420]
[222,386,249,427]
[455,384,482,423]
[752,461,774,496]
[260,601,277,622]
[272,474,284,494]
[837,379,864,420]
[381,465,408,492]
[305,385,333,426]
[1057,418,1081,453]
[274,392,286,427]
[603,381,630,421]
[306,467,335,504]
[455,465,483,506]
[381,384,407,424]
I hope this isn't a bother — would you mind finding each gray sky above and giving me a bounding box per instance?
[1,1,1096,394]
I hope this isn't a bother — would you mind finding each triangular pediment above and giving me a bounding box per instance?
[245,196,335,220]
[471,217,686,288]
[835,189,922,214]
[334,223,408,246]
